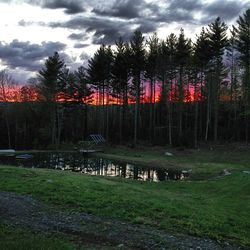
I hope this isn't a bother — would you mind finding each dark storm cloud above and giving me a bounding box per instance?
[137,20,159,33]
[204,0,249,22]
[168,0,203,12]
[74,43,89,48]
[42,0,85,14]
[49,16,134,44]
[92,0,161,20]
[91,0,198,35]
[164,0,249,24]
[91,26,132,44]
[92,0,200,22]
[146,0,201,24]
[6,0,250,47]
[0,0,86,14]
[150,9,195,24]
[80,52,90,61]
[68,32,88,40]
[0,40,66,71]
[92,0,142,19]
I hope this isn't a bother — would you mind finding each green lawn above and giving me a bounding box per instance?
[0,224,78,250]
[1,165,250,246]
[0,224,118,250]
[95,144,250,179]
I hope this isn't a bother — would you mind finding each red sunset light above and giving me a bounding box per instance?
[0,81,204,104]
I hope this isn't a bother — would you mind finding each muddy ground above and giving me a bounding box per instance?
[0,191,249,250]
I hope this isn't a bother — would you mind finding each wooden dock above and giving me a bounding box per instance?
[79,149,103,154]
[78,134,105,155]
[0,149,15,156]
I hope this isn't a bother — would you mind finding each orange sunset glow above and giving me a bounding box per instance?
[0,81,203,104]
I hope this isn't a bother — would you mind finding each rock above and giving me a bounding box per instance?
[165,152,173,156]
[117,244,124,248]
[243,170,250,174]
[47,179,53,183]
[223,169,231,175]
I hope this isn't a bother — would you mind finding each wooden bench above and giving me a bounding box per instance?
[78,134,106,152]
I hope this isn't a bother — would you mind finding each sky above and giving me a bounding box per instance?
[0,0,249,83]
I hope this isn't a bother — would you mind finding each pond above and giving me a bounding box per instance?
[0,152,190,182]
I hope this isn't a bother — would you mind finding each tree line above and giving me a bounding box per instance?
[0,9,249,149]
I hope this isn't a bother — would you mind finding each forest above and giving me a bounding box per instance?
[0,9,249,149]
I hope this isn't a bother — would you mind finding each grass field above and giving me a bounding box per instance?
[95,144,250,179]
[0,224,79,250]
[1,164,250,247]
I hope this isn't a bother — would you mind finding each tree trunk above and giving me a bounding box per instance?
[102,83,105,137]
[205,78,211,141]
[119,85,122,144]
[84,105,88,140]
[133,75,140,146]
[149,78,153,142]
[51,102,57,147]
[194,76,199,148]
[179,66,183,137]
[4,109,11,148]
[245,65,250,144]
[213,64,220,143]
[106,88,109,141]
[213,90,218,142]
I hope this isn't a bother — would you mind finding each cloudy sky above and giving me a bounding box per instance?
[0,0,249,83]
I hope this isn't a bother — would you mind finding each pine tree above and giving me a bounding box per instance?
[87,45,114,139]
[193,27,211,145]
[157,34,177,145]
[145,33,159,142]
[74,66,93,140]
[234,9,250,143]
[176,28,192,139]
[130,30,145,146]
[165,34,178,145]
[38,52,65,102]
[207,17,228,142]
[112,37,131,143]
[0,70,14,148]
[38,52,65,148]
[225,29,240,140]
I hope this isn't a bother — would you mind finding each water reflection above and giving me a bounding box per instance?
[0,152,189,182]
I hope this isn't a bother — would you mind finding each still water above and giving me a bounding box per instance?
[0,152,189,182]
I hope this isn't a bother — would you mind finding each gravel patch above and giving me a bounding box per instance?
[0,191,248,250]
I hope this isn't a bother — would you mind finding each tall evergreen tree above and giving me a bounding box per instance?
[193,27,211,146]
[165,34,178,145]
[145,33,159,142]
[234,9,250,143]
[0,70,14,148]
[38,52,65,148]
[225,29,240,140]
[112,37,131,143]
[176,28,192,139]
[207,17,228,142]
[87,45,114,139]
[38,52,65,102]
[130,30,146,146]
[73,66,93,140]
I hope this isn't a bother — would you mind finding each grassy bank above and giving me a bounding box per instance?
[1,165,250,246]
[95,144,250,179]
[0,224,78,250]
[0,224,117,250]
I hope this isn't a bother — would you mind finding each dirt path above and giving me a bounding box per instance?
[0,191,248,250]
